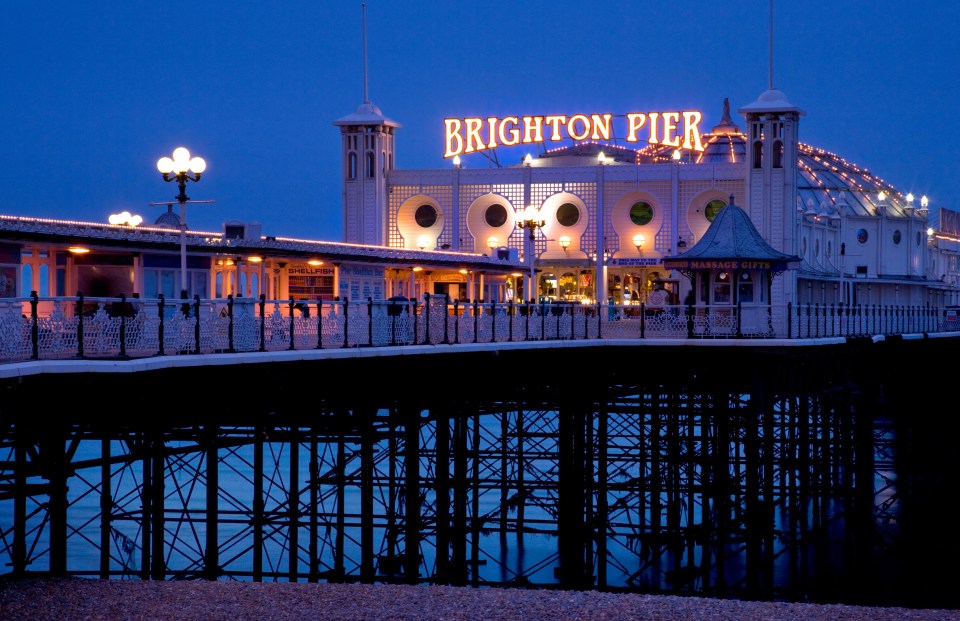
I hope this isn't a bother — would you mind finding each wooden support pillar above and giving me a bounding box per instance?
[451,409,468,586]
[204,426,219,580]
[360,409,375,582]
[150,433,165,580]
[404,410,421,583]
[252,426,264,581]
[100,438,111,579]
[334,429,346,580]
[435,412,451,582]
[595,400,608,590]
[12,434,27,576]
[309,431,320,582]
[557,400,590,589]
[46,431,68,577]
[288,432,300,581]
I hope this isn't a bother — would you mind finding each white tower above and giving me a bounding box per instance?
[738,1,805,305]
[333,4,400,245]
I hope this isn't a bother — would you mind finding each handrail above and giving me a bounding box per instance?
[0,294,953,364]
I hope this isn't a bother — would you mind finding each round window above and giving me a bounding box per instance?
[893,229,901,245]
[557,203,580,227]
[629,201,654,226]
[415,204,438,228]
[484,203,508,227]
[857,228,868,244]
[705,199,726,222]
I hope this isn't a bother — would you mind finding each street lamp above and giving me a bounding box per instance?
[157,147,206,299]
[517,205,545,301]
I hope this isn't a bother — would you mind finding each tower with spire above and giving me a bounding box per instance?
[333,3,400,246]
[738,0,804,306]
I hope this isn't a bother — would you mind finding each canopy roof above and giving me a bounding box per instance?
[662,197,801,272]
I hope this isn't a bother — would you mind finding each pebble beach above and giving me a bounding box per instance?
[2,578,959,621]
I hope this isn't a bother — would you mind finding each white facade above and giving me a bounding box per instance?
[338,93,960,309]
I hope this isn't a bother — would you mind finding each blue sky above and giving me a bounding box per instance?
[1,1,957,241]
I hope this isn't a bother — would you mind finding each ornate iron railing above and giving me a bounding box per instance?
[0,292,952,363]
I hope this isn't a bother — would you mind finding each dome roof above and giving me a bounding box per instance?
[640,107,912,219]
[154,204,182,229]
[515,100,915,219]
[333,101,401,128]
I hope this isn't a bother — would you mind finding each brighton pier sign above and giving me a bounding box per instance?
[443,111,705,158]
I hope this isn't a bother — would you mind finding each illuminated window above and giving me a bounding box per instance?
[485,204,508,227]
[557,203,580,227]
[737,271,754,303]
[415,204,438,228]
[629,201,654,226]
[704,199,725,222]
[713,271,731,304]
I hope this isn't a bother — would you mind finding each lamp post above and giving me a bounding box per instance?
[517,205,545,302]
[157,147,206,299]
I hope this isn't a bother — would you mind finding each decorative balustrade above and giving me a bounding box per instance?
[0,292,953,364]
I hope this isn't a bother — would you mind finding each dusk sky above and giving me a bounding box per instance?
[2,1,957,242]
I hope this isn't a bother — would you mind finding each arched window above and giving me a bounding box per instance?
[737,271,754,303]
[704,199,725,222]
[773,140,783,168]
[556,203,580,227]
[713,271,731,304]
[415,204,438,228]
[629,201,654,226]
[20,264,32,297]
[752,141,762,168]
[38,264,49,296]
[366,152,375,178]
[348,153,357,179]
[485,204,508,227]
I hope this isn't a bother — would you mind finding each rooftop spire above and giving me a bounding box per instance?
[768,0,774,90]
[362,3,369,104]
[711,98,741,134]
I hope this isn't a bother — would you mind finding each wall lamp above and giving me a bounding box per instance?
[416,235,430,250]
[486,236,499,249]
[558,235,571,253]
[632,233,645,254]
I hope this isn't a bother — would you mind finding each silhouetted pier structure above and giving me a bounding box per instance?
[1,330,958,608]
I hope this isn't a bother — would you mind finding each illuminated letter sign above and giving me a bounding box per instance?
[443,110,705,158]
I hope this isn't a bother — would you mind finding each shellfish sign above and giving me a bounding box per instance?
[443,111,705,158]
